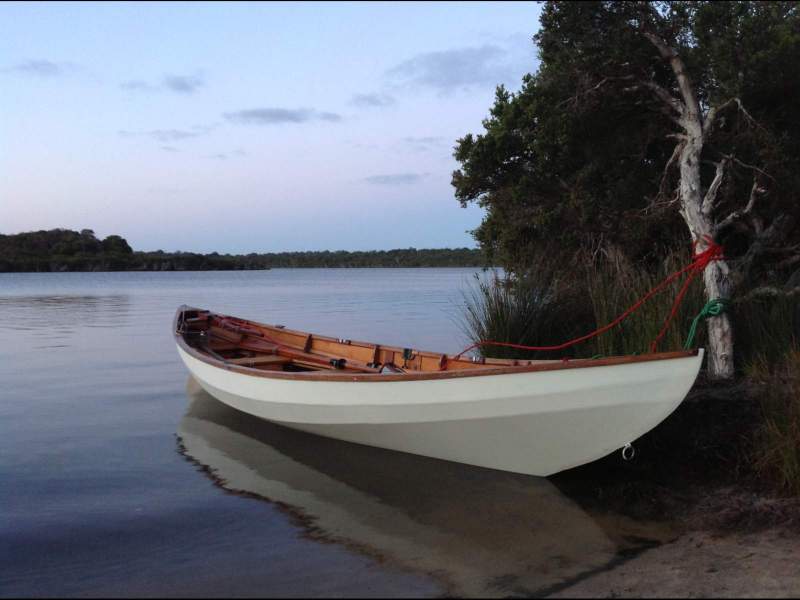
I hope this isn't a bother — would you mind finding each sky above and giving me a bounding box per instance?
[1,1,542,253]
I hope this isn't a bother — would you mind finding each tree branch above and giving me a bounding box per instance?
[701,157,728,216]
[558,75,634,108]
[714,178,762,234]
[650,140,684,210]
[623,80,684,115]
[734,285,800,303]
[641,30,676,60]
[641,31,702,130]
[704,97,768,135]
[734,215,796,288]
[724,154,776,182]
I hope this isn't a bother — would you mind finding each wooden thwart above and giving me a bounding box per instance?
[226,355,291,366]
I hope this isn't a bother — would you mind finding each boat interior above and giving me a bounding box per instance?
[175,306,558,375]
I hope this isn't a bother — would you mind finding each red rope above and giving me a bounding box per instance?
[454,236,724,359]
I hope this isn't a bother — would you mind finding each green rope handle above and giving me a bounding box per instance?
[684,298,730,350]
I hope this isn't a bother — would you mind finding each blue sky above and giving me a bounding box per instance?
[1,1,542,253]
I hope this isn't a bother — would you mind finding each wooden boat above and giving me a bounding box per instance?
[174,305,703,476]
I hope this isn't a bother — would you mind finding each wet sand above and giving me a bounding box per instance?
[552,528,800,598]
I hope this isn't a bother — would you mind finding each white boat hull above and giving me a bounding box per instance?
[177,346,703,476]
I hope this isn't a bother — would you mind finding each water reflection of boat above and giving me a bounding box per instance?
[178,379,670,597]
[174,306,703,476]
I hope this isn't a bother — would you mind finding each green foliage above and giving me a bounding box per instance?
[0,229,486,271]
[101,235,133,254]
[453,1,800,283]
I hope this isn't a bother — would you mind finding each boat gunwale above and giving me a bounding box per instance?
[173,306,700,383]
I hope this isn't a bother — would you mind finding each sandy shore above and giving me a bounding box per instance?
[551,527,800,598]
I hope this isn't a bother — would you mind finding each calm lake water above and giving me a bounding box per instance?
[1,269,672,598]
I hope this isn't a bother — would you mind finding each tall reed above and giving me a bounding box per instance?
[460,246,707,360]
[586,247,705,356]
[734,288,800,372]
[748,350,800,495]
[460,253,593,360]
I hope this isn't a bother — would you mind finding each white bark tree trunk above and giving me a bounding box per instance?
[645,32,736,379]
[703,262,735,377]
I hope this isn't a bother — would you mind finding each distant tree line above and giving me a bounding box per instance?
[0,229,486,272]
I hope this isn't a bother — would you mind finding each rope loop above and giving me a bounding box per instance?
[683,298,730,350]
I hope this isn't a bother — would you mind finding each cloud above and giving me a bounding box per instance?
[163,74,204,94]
[223,108,342,125]
[160,145,180,152]
[148,129,204,142]
[208,149,247,160]
[121,79,157,92]
[386,44,519,93]
[118,125,214,143]
[350,93,395,108]
[318,111,343,122]
[402,136,447,152]
[3,59,78,77]
[121,72,205,94]
[363,173,429,185]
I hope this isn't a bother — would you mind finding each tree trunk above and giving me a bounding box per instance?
[643,31,736,380]
[703,261,735,378]
[677,116,735,380]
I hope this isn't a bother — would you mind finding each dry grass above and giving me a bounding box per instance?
[735,291,800,369]
[748,350,800,495]
[586,247,705,356]
[460,246,706,360]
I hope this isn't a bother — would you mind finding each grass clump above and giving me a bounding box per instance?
[586,247,705,356]
[460,246,708,361]
[460,253,593,361]
[748,350,800,495]
[735,288,800,371]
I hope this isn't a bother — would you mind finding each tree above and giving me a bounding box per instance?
[101,235,133,254]
[453,1,800,379]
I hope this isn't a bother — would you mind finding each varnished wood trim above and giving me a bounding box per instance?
[174,306,700,383]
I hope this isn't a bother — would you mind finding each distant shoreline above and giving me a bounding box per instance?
[0,229,488,272]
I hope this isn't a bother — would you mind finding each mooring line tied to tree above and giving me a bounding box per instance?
[455,236,726,360]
